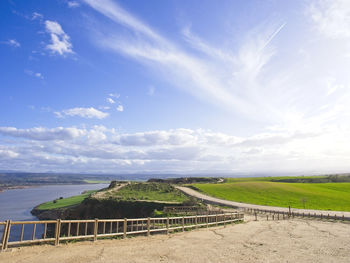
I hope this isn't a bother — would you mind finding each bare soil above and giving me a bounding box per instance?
[1,216,349,263]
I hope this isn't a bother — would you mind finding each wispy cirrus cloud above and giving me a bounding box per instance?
[55,107,109,119]
[32,12,43,21]
[24,69,44,79]
[84,0,350,132]
[0,127,85,141]
[1,39,20,48]
[67,1,80,8]
[83,0,285,122]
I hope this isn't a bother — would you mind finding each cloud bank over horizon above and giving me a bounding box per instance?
[0,124,349,174]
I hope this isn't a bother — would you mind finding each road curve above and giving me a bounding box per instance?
[176,186,350,217]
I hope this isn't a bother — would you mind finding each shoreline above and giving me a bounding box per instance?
[0,182,99,194]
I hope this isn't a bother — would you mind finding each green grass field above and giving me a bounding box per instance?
[37,190,97,210]
[111,183,190,203]
[192,177,350,211]
[84,180,110,184]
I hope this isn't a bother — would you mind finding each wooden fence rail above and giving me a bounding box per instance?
[243,208,350,221]
[0,212,243,251]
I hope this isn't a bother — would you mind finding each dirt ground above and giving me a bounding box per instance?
[1,217,349,263]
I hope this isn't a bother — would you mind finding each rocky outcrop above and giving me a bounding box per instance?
[31,198,177,220]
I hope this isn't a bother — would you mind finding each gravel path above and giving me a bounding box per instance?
[177,186,350,218]
[1,217,349,263]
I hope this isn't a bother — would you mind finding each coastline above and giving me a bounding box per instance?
[0,185,32,193]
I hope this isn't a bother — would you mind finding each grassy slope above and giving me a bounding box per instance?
[84,180,110,184]
[111,183,189,203]
[37,190,97,210]
[193,179,350,211]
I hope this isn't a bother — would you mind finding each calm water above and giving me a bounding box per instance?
[0,184,108,221]
[0,184,108,241]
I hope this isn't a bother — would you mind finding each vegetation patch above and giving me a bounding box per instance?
[84,180,110,184]
[110,182,190,203]
[192,176,350,211]
[36,190,97,210]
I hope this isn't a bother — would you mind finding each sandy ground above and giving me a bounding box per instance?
[1,216,349,263]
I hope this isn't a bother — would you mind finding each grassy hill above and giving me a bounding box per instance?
[35,182,190,212]
[36,190,98,210]
[98,182,189,203]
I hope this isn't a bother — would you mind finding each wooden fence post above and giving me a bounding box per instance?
[93,219,98,241]
[182,217,185,232]
[195,216,198,229]
[147,218,150,236]
[206,214,209,228]
[123,219,127,238]
[166,217,169,234]
[55,219,61,246]
[1,220,10,251]
[254,213,257,221]
[215,214,218,226]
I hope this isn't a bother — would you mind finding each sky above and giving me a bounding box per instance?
[1,0,350,175]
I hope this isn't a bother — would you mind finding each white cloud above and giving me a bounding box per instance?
[106,97,115,104]
[109,93,120,98]
[32,12,43,20]
[24,70,44,79]
[116,105,124,112]
[0,127,85,141]
[0,125,349,174]
[45,20,73,55]
[55,107,109,119]
[309,0,350,39]
[1,39,20,48]
[0,149,19,159]
[35,72,43,78]
[67,1,80,8]
[99,106,111,110]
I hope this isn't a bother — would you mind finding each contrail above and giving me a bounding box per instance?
[260,22,286,52]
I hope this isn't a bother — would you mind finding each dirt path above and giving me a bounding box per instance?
[1,217,349,263]
[92,183,127,199]
[177,186,350,218]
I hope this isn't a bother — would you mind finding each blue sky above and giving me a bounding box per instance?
[1,0,350,174]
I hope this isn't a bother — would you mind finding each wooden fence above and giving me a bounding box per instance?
[0,212,243,251]
[243,208,350,221]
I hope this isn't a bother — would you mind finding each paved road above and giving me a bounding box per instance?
[177,186,350,218]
